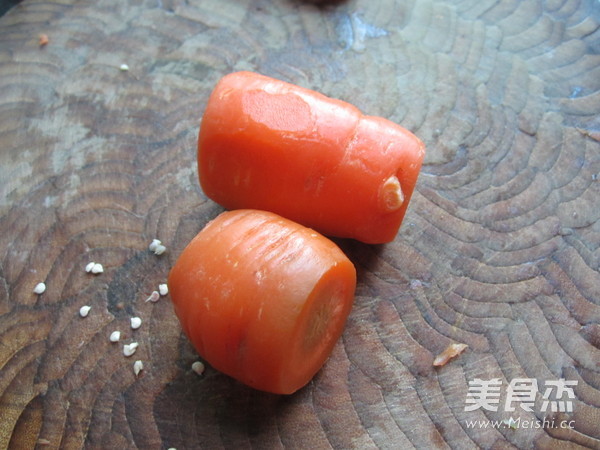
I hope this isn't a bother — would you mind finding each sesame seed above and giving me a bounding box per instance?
[159,284,168,296]
[123,342,139,357]
[120,63,130,71]
[130,317,142,330]
[145,291,160,303]
[149,239,166,255]
[192,361,205,376]
[149,239,161,251]
[79,305,91,317]
[109,331,121,342]
[133,360,143,376]
[33,282,46,295]
[85,262,103,274]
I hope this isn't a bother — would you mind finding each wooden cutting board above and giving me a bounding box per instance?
[1,0,599,448]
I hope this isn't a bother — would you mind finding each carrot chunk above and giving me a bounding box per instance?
[198,71,426,244]
[168,209,356,394]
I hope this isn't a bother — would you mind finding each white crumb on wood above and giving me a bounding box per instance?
[133,360,143,376]
[149,239,161,251]
[159,283,168,296]
[123,342,139,357]
[192,361,205,376]
[109,331,121,342]
[149,239,166,255]
[34,282,46,294]
[86,262,103,274]
[130,317,142,330]
[145,291,160,303]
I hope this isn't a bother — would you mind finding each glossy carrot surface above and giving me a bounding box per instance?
[168,209,356,394]
[198,71,426,244]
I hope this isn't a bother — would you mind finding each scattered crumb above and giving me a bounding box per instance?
[130,317,142,330]
[120,63,130,71]
[558,227,573,236]
[133,360,143,376]
[576,127,600,142]
[37,438,51,446]
[38,34,49,46]
[149,239,166,255]
[145,291,160,303]
[123,342,139,357]
[86,262,103,274]
[433,343,468,367]
[410,279,422,289]
[159,283,168,296]
[109,331,121,343]
[79,305,91,318]
[33,282,46,295]
[192,361,205,376]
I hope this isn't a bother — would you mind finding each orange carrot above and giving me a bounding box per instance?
[168,209,356,394]
[198,71,425,244]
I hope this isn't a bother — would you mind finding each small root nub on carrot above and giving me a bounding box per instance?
[380,175,404,212]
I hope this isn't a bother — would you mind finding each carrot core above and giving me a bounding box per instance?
[302,278,346,353]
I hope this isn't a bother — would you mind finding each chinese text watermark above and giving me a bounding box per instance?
[465,378,577,413]
[463,378,578,430]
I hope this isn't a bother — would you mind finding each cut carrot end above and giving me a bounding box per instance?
[302,275,349,355]
[379,175,404,213]
[280,265,354,394]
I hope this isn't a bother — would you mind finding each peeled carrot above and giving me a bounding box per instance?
[168,209,356,395]
[198,71,425,244]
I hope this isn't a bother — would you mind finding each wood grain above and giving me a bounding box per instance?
[1,0,599,448]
